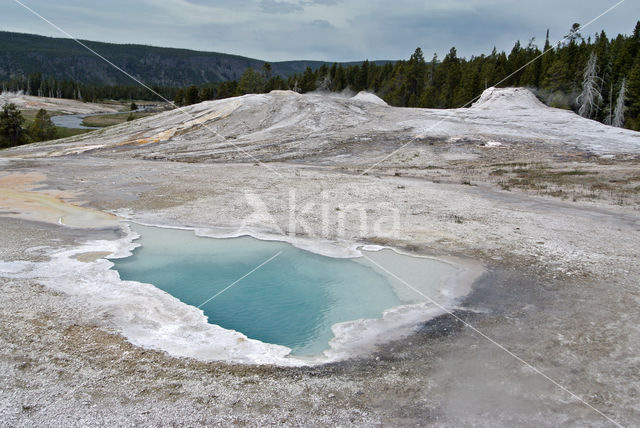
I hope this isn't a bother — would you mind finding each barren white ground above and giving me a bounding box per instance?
[0,88,639,426]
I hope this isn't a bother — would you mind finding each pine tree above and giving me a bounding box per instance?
[406,48,426,106]
[27,108,57,142]
[629,21,640,58]
[520,38,542,87]
[329,63,338,82]
[173,88,185,106]
[299,67,316,93]
[216,81,237,99]
[185,85,200,104]
[544,29,551,52]
[380,62,408,106]
[594,30,612,122]
[262,63,272,82]
[200,87,214,101]
[453,60,479,107]
[626,60,640,130]
[612,78,626,128]
[333,65,345,91]
[237,69,264,95]
[438,47,461,108]
[354,60,370,91]
[611,35,633,85]
[576,52,602,118]
[564,23,583,45]
[0,103,28,148]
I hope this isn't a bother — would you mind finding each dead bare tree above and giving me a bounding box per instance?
[612,78,627,128]
[576,52,603,119]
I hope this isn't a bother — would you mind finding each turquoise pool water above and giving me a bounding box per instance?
[112,225,406,356]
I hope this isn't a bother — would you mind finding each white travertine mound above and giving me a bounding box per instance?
[471,87,547,110]
[4,87,639,159]
[352,91,388,106]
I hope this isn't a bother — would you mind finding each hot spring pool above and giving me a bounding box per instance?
[112,224,464,357]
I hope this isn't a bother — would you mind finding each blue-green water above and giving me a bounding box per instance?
[112,225,403,356]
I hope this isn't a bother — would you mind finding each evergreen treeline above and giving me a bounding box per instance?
[0,104,57,148]
[172,22,640,130]
[0,73,180,103]
[2,22,639,130]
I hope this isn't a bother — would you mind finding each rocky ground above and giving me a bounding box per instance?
[0,89,639,426]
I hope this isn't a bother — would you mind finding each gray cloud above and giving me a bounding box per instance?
[301,0,343,5]
[2,0,638,62]
[310,19,335,29]
[260,0,303,14]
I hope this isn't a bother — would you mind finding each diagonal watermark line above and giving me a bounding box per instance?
[12,0,285,178]
[197,251,283,309]
[361,254,623,428]
[458,0,627,111]
[8,2,626,424]
[359,0,626,176]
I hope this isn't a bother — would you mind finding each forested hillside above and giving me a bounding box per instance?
[2,22,640,130]
[0,31,381,87]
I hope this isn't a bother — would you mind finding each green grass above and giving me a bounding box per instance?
[550,170,591,177]
[491,162,640,205]
[55,127,93,138]
[20,109,65,122]
[19,109,93,141]
[81,111,157,127]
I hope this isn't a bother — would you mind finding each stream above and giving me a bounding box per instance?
[51,110,137,129]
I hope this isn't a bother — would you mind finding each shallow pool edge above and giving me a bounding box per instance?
[114,220,485,365]
[0,219,485,367]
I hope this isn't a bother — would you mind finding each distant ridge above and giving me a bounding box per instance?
[0,31,393,87]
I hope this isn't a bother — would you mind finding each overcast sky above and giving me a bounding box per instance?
[2,0,638,62]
